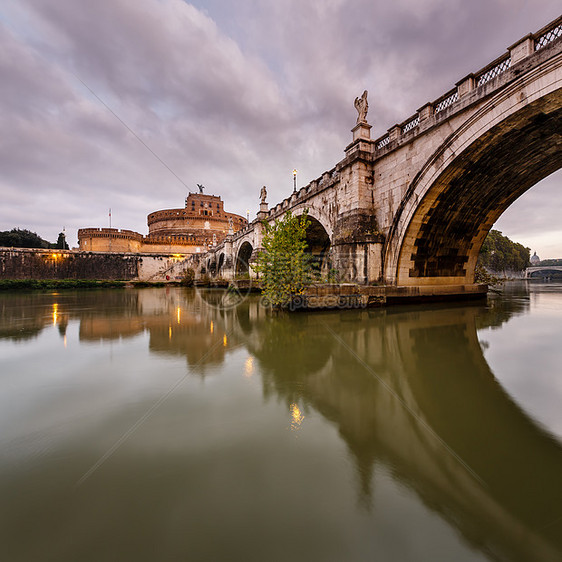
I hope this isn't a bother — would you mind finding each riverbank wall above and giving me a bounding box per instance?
[0,248,199,282]
[287,283,488,310]
[0,248,488,306]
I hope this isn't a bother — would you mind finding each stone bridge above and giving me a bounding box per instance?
[525,265,562,278]
[204,17,562,296]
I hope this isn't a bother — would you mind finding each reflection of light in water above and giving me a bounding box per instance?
[169,326,172,340]
[223,334,227,347]
[210,321,214,334]
[290,403,304,430]
[244,356,254,377]
[63,335,67,348]
[176,307,181,324]
[52,303,58,326]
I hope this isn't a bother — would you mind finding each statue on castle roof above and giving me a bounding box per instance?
[260,185,267,204]
[197,183,205,194]
[354,90,368,124]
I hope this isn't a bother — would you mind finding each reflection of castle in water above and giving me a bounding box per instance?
[2,287,561,559]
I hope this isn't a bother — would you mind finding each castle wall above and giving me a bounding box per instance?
[78,192,247,256]
[147,193,247,237]
[78,228,143,253]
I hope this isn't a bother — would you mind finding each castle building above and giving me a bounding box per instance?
[78,192,247,254]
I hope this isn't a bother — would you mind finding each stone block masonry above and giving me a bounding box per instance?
[0,248,200,282]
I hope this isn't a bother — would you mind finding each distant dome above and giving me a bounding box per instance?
[530,251,540,265]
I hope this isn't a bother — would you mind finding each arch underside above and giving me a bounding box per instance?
[305,217,331,277]
[236,241,253,274]
[396,97,562,284]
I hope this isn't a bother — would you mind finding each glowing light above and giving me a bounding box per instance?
[290,403,304,430]
[169,326,172,339]
[52,303,58,325]
[210,321,214,334]
[176,307,181,324]
[244,356,254,377]
[223,334,227,347]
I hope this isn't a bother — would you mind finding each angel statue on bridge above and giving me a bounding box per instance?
[354,90,368,124]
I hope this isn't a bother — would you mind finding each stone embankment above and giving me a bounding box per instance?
[0,248,198,283]
[288,283,487,310]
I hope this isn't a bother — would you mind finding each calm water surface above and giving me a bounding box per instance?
[1,283,562,561]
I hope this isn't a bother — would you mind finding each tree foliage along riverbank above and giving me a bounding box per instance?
[0,228,68,249]
[254,210,312,308]
[477,229,530,272]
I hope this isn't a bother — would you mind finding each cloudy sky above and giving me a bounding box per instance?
[1,0,560,256]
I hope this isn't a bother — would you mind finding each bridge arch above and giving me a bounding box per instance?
[385,60,562,286]
[217,252,225,275]
[290,205,333,240]
[304,216,331,278]
[236,241,253,275]
[270,206,333,279]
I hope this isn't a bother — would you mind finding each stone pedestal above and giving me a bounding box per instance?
[509,34,535,65]
[351,122,372,142]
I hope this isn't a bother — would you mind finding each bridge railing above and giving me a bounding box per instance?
[373,15,562,154]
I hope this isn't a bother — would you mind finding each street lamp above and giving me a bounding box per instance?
[292,169,297,193]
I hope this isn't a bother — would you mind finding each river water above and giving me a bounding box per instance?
[1,282,562,561]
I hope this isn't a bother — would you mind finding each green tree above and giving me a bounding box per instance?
[0,228,50,248]
[254,210,312,308]
[478,229,530,272]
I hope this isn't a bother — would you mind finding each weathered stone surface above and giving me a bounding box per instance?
[198,20,562,292]
[0,248,201,282]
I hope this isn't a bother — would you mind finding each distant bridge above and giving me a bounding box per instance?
[525,265,562,278]
[204,17,562,298]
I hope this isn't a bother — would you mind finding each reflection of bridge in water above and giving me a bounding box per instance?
[3,287,562,559]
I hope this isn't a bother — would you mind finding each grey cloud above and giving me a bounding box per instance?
[0,0,560,252]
